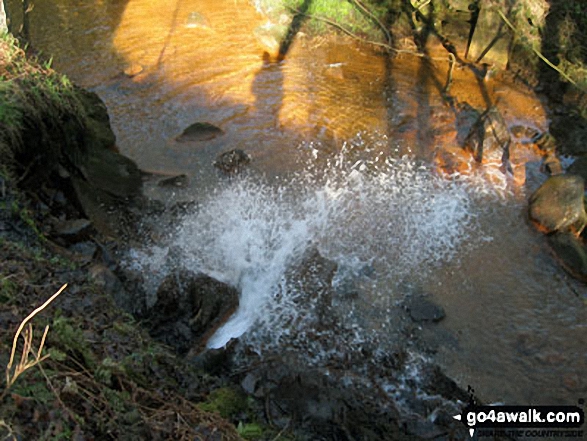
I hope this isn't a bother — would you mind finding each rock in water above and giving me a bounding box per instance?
[529,174,587,234]
[185,11,210,29]
[79,147,142,199]
[464,106,511,173]
[548,233,587,282]
[214,149,251,174]
[176,122,224,143]
[405,295,445,323]
[146,270,239,353]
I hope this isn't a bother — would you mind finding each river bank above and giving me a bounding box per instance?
[1,0,587,438]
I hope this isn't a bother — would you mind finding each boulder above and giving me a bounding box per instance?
[405,295,446,323]
[146,269,239,354]
[285,248,337,328]
[78,147,142,199]
[528,174,587,234]
[547,233,587,282]
[464,106,512,173]
[176,122,224,143]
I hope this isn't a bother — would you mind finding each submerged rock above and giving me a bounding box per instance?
[214,149,251,174]
[464,106,511,173]
[528,174,587,234]
[146,269,239,354]
[176,122,224,143]
[157,174,189,188]
[405,295,445,323]
[185,11,210,29]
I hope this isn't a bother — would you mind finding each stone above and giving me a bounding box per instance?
[541,153,563,176]
[285,248,338,328]
[79,147,142,199]
[467,0,512,69]
[214,149,251,174]
[529,174,587,234]
[464,106,511,173]
[53,218,93,240]
[176,122,224,143]
[123,63,143,77]
[157,174,189,188]
[405,295,446,323]
[146,269,239,354]
[547,233,587,282]
[185,11,210,29]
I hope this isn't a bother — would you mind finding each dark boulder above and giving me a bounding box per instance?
[146,269,239,354]
[405,295,445,323]
[528,174,587,234]
[547,233,587,282]
[284,248,337,328]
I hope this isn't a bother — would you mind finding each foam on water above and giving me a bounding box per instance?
[127,141,509,353]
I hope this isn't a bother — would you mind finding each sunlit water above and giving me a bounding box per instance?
[13,0,587,408]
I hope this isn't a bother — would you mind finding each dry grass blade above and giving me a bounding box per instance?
[4,283,67,393]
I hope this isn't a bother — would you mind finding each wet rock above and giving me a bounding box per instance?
[176,122,224,143]
[541,152,564,176]
[68,241,98,261]
[146,269,239,354]
[214,149,251,174]
[185,11,210,29]
[467,0,512,69]
[79,147,142,199]
[405,295,445,323]
[157,174,189,188]
[547,233,587,282]
[510,124,540,142]
[87,263,132,309]
[53,218,93,241]
[456,103,482,146]
[123,63,143,77]
[464,106,511,173]
[285,248,338,327]
[253,23,288,54]
[529,174,587,234]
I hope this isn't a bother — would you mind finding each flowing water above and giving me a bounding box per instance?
[13,0,587,408]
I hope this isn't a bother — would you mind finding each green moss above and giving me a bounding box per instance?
[51,316,97,370]
[198,387,248,419]
[253,0,391,40]
[0,276,17,303]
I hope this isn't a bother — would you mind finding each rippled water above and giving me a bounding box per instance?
[14,0,587,407]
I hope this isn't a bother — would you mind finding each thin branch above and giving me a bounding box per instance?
[496,9,580,88]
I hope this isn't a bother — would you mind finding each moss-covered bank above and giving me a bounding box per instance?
[0,33,252,440]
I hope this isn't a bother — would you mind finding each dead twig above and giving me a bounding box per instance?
[3,283,67,397]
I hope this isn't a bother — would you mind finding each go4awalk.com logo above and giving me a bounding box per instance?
[453,403,585,438]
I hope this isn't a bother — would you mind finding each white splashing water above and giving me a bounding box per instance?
[129,146,508,351]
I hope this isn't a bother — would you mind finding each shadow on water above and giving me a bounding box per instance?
[6,0,131,82]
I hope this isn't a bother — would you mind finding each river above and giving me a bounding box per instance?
[12,0,587,408]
